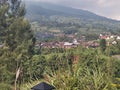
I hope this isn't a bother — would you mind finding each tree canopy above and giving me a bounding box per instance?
[0,0,34,89]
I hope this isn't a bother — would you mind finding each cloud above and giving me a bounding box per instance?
[25,0,120,20]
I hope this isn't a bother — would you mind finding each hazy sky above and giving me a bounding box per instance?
[25,0,120,20]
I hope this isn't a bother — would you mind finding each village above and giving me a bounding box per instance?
[35,32,120,49]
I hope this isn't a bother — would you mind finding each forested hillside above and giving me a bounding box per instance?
[24,1,120,41]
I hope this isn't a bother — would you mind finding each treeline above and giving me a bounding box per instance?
[31,15,120,35]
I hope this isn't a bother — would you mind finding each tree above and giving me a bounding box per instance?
[0,0,34,89]
[100,39,106,53]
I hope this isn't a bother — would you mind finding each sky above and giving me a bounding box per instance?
[25,0,120,20]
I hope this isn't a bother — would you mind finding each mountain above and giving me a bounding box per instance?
[25,1,120,38]
[26,1,120,22]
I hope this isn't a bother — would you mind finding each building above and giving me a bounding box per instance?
[31,82,55,90]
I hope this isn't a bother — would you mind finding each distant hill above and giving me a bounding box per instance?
[25,1,120,36]
[26,1,117,21]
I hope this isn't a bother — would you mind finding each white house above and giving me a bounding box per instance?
[64,42,73,46]
[117,36,120,40]
[112,41,117,45]
[0,44,4,48]
[73,39,79,45]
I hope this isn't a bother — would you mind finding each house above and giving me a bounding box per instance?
[64,42,74,48]
[0,44,4,48]
[73,39,79,45]
[99,35,110,40]
[67,34,76,38]
[116,36,120,40]
[86,41,99,48]
[112,41,117,45]
[110,35,114,39]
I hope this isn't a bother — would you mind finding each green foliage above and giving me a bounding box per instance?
[47,53,68,73]
[31,55,47,79]
[100,39,106,53]
[108,41,120,55]
[0,0,34,88]
[114,59,120,78]
[41,48,116,90]
[1,1,120,89]
[0,83,13,90]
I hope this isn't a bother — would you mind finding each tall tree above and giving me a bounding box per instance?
[0,0,34,89]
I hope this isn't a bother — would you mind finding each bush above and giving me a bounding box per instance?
[0,83,13,90]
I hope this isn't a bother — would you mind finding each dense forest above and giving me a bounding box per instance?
[0,0,120,90]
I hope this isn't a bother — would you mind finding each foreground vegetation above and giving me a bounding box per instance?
[19,46,120,90]
[0,0,120,90]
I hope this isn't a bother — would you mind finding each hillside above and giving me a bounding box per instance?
[25,1,120,41]
[26,1,118,21]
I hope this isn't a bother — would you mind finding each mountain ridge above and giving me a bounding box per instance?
[25,1,120,35]
[25,1,119,22]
